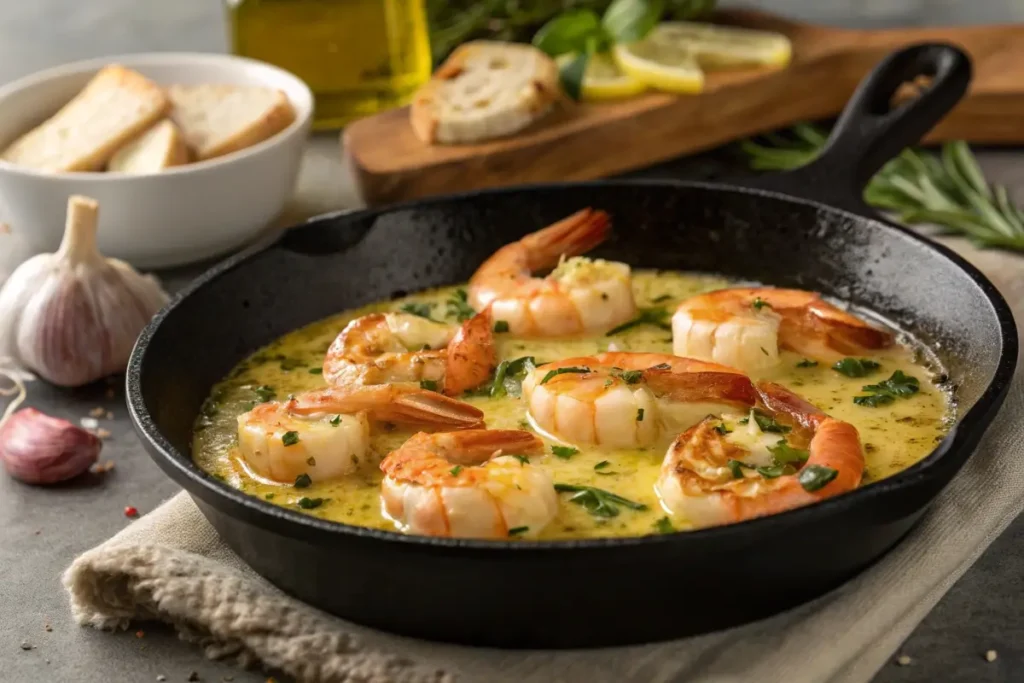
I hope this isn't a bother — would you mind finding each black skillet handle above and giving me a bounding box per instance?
[735,43,972,215]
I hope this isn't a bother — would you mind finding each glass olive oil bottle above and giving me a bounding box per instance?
[226,0,432,129]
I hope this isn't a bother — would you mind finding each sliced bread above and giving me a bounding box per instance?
[168,84,295,161]
[410,41,561,145]
[108,119,189,174]
[1,65,170,172]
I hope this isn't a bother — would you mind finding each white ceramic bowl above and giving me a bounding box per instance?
[0,53,313,269]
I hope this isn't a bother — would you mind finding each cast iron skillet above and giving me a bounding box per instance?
[128,43,1017,648]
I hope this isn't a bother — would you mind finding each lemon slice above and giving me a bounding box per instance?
[559,53,647,101]
[611,41,704,95]
[641,22,793,70]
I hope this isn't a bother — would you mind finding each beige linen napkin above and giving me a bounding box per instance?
[63,237,1024,683]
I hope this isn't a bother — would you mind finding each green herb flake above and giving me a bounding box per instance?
[796,359,819,368]
[855,370,920,407]
[618,369,643,384]
[594,460,611,470]
[306,457,317,467]
[297,497,324,510]
[636,408,645,422]
[743,410,791,434]
[279,357,305,371]
[282,431,300,447]
[554,483,648,518]
[420,379,439,392]
[714,422,732,435]
[293,473,312,488]
[329,415,341,427]
[264,493,275,500]
[513,454,529,465]
[508,526,530,537]
[399,302,437,320]
[756,464,788,479]
[450,465,463,476]
[651,294,673,303]
[727,460,746,479]
[540,366,590,385]
[308,367,323,375]
[798,464,839,492]
[551,445,579,460]
[494,320,510,333]
[768,440,810,466]
[606,306,671,336]
[832,358,882,377]
[653,516,674,534]
[752,297,771,311]
[445,288,476,322]
[490,356,537,398]
[254,385,276,402]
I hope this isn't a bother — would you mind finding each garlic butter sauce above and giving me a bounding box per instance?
[192,271,954,539]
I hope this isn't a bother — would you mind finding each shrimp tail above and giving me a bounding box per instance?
[444,309,497,397]
[644,369,759,407]
[520,208,611,271]
[755,381,827,429]
[288,385,485,430]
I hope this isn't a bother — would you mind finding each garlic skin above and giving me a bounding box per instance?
[0,407,101,484]
[0,195,169,387]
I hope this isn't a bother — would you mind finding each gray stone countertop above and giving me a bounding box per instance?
[3,1,1024,682]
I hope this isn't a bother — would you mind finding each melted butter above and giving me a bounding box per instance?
[192,271,954,539]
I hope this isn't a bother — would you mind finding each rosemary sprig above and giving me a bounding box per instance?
[740,124,1024,251]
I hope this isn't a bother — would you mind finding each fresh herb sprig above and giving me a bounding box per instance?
[531,0,665,99]
[741,124,1024,252]
[555,483,648,517]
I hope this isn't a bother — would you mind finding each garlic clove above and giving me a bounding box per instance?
[0,195,169,386]
[0,407,101,484]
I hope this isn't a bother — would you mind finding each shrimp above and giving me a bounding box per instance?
[521,352,757,449]
[672,287,893,375]
[656,381,865,529]
[323,310,496,396]
[468,208,637,336]
[380,429,558,539]
[236,384,485,484]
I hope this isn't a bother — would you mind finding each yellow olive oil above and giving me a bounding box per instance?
[226,0,432,129]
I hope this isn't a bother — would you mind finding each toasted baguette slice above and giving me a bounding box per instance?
[1,65,170,172]
[168,84,295,161]
[108,119,189,174]
[411,41,560,145]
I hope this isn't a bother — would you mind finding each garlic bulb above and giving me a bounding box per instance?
[0,195,169,387]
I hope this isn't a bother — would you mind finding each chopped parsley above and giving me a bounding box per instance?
[297,497,324,510]
[713,422,732,435]
[512,454,529,465]
[554,483,648,518]
[653,516,674,534]
[854,370,920,407]
[727,460,746,479]
[399,302,438,321]
[508,526,530,536]
[264,493,275,500]
[420,379,439,391]
[756,463,789,479]
[308,367,324,375]
[651,294,673,303]
[616,369,643,384]
[254,385,276,402]
[445,288,476,321]
[796,359,819,368]
[832,358,881,377]
[540,366,590,385]
[752,297,771,311]
[450,465,463,476]
[493,320,510,333]
[798,465,839,491]
[767,440,809,466]
[281,431,300,446]
[293,473,312,488]
[606,306,672,336]
[739,410,791,434]
[490,356,537,397]
[551,445,579,460]
[329,415,341,426]
[636,408,645,422]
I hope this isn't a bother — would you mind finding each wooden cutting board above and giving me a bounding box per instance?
[343,9,1024,206]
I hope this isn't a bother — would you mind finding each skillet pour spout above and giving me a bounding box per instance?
[127,42,1017,647]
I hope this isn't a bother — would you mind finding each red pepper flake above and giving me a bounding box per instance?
[135,630,145,638]
[124,506,139,518]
